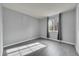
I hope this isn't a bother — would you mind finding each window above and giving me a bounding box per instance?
[48,15,59,32]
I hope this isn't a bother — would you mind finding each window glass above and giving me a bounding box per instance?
[48,15,59,32]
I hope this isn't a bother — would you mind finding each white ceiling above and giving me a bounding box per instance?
[2,3,77,18]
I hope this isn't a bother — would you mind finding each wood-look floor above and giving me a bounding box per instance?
[3,38,78,56]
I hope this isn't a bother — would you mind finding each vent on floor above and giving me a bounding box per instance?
[6,42,46,56]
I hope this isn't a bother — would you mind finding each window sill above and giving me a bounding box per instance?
[49,31,58,33]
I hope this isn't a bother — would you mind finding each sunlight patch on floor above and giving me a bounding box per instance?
[6,42,46,56]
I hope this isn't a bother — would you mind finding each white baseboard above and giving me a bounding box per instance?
[3,36,40,48]
[75,46,79,55]
[61,40,75,45]
[4,36,75,48]
[41,37,75,45]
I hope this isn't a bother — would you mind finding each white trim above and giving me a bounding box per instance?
[3,36,39,48]
[61,40,75,45]
[4,36,75,48]
[75,45,79,55]
[42,37,75,45]
[75,4,79,55]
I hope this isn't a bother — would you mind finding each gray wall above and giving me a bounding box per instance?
[0,4,3,56]
[61,9,76,44]
[3,7,40,47]
[39,18,47,38]
[40,9,76,45]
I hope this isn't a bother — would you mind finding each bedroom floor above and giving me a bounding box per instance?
[3,38,78,56]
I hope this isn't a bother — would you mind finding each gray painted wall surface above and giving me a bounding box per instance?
[40,9,76,45]
[61,9,76,44]
[3,7,40,46]
[39,18,47,38]
[0,5,3,56]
